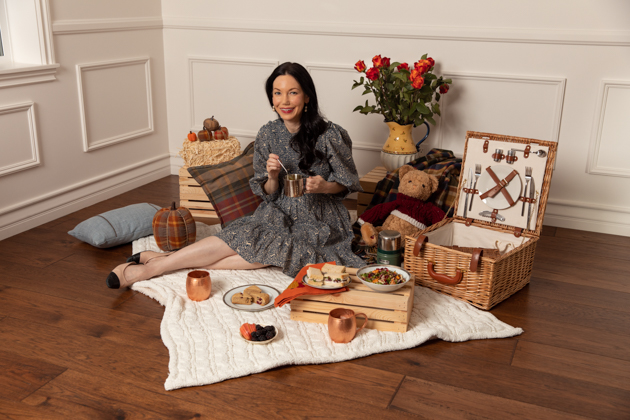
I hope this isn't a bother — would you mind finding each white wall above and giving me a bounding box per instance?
[161,0,630,236]
[1,1,629,240]
[0,0,169,240]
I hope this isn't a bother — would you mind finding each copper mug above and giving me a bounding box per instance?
[186,270,211,301]
[284,174,306,197]
[328,308,367,343]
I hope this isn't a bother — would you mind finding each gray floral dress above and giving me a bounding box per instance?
[216,119,367,278]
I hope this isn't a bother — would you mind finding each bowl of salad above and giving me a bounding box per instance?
[356,264,412,293]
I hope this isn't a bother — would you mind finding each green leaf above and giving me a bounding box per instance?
[351,81,362,90]
[424,73,436,81]
[421,53,428,60]
[432,103,441,116]
[436,92,441,101]
[360,76,364,84]
[353,105,363,112]
[362,89,372,96]
[416,102,430,115]
[426,116,436,125]
[443,79,452,84]
[386,83,394,91]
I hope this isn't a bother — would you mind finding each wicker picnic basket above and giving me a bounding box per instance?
[403,131,557,310]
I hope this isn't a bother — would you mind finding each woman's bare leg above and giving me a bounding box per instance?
[118,236,255,285]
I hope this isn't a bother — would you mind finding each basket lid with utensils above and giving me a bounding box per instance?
[453,131,557,238]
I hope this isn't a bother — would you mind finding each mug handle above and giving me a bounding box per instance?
[355,313,368,334]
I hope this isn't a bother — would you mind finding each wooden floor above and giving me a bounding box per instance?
[1,175,629,420]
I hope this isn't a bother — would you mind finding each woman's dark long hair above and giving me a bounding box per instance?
[265,62,327,174]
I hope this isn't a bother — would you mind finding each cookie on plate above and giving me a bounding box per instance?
[231,293,253,305]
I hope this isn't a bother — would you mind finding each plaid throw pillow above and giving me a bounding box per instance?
[187,142,262,227]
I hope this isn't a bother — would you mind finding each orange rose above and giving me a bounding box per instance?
[409,68,421,82]
[372,55,384,68]
[414,59,431,75]
[354,60,366,72]
[439,84,449,94]
[366,67,380,81]
[412,75,424,89]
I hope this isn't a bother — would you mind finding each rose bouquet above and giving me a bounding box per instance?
[352,54,451,127]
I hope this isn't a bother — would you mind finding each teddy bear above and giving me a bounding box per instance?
[358,165,446,246]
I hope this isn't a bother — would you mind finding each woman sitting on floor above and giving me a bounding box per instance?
[107,62,366,289]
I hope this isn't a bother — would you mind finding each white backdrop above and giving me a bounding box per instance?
[0,0,629,239]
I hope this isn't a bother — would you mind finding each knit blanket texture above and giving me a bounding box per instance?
[132,222,522,390]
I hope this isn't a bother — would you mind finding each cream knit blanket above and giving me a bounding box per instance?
[132,223,523,391]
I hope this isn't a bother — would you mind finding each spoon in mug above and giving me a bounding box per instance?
[276,158,289,174]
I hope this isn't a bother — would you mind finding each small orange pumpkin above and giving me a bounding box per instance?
[187,131,197,142]
[152,202,196,251]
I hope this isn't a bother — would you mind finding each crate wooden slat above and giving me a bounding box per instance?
[179,166,220,225]
[289,274,414,333]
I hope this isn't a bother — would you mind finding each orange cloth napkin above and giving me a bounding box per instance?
[273,262,349,308]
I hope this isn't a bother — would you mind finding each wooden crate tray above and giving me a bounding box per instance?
[179,166,220,225]
[290,271,414,333]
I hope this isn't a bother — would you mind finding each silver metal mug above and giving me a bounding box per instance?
[284,174,306,197]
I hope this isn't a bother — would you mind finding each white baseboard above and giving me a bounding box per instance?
[0,155,172,241]
[544,200,630,237]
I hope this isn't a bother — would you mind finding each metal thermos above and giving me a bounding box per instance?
[376,230,402,266]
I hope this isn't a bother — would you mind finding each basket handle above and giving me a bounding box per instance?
[413,235,428,256]
[427,262,463,285]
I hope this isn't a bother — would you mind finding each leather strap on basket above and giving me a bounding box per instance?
[427,262,463,285]
[470,248,483,272]
[413,235,428,257]
[479,167,518,206]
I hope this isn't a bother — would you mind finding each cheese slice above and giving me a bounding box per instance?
[321,264,346,274]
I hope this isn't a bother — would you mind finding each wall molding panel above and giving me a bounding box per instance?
[0,101,41,177]
[437,72,566,150]
[162,17,630,47]
[586,80,630,178]
[76,57,154,152]
[0,154,171,241]
[187,56,279,130]
[53,17,163,35]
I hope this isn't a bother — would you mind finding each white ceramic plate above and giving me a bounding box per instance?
[302,275,350,290]
[478,165,522,210]
[222,284,280,312]
[356,265,411,293]
[239,330,278,345]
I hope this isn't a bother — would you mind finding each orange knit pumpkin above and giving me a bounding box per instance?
[152,202,196,251]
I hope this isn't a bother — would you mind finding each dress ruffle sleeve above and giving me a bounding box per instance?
[249,127,281,203]
[322,123,363,200]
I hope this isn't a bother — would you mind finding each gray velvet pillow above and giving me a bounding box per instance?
[68,203,161,248]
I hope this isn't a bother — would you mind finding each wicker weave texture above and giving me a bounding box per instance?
[404,230,537,310]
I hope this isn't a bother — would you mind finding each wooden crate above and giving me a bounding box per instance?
[357,166,388,217]
[178,166,220,225]
[290,270,414,333]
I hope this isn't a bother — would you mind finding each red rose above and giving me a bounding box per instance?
[414,59,431,75]
[366,67,380,81]
[439,84,449,94]
[427,57,435,68]
[382,57,391,67]
[372,55,383,68]
[412,75,424,89]
[354,60,366,72]
[397,63,409,71]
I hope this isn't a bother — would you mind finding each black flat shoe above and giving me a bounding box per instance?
[126,251,173,265]
[106,262,136,289]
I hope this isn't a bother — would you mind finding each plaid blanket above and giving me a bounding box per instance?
[352,149,462,244]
